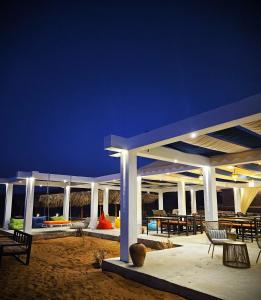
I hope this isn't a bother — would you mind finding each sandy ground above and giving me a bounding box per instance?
[0,236,184,300]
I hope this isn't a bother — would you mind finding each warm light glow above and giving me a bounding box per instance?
[166,173,170,175]
[232,167,238,181]
[190,132,197,138]
[227,166,234,170]
[174,159,178,163]
[56,213,59,217]
[40,184,43,187]
[232,173,238,181]
[36,213,40,217]
[199,175,203,180]
[64,179,67,183]
[248,180,255,187]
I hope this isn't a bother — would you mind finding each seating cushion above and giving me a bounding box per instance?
[9,218,24,230]
[208,229,227,239]
[50,216,65,221]
[43,220,71,225]
[97,212,113,229]
[115,218,120,228]
[212,238,229,244]
[148,220,157,231]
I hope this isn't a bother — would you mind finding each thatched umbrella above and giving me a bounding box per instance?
[37,189,159,217]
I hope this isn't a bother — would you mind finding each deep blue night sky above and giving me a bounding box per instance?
[0,0,260,178]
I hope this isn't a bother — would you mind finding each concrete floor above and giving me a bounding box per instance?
[103,234,261,300]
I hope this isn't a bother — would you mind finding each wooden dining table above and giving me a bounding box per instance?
[219,217,258,242]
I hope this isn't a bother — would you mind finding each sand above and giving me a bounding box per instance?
[0,236,183,300]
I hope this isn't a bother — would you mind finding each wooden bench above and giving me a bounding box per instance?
[0,230,33,266]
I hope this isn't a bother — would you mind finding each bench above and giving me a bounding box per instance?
[0,230,33,266]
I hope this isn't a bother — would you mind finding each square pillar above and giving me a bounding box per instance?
[63,186,70,220]
[120,150,137,262]
[103,188,109,216]
[23,177,35,233]
[233,188,241,213]
[137,176,142,233]
[190,189,197,214]
[89,183,98,229]
[203,166,218,221]
[3,183,13,229]
[178,181,186,215]
[158,191,163,210]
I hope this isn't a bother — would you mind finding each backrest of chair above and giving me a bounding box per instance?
[208,229,227,239]
[152,210,167,216]
[13,230,32,249]
[203,221,219,231]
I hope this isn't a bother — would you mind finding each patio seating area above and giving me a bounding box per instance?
[103,233,261,300]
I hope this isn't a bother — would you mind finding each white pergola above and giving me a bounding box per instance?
[105,93,261,262]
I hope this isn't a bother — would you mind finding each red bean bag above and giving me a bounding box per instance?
[97,212,113,229]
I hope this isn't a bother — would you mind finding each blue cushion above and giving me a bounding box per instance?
[148,220,157,231]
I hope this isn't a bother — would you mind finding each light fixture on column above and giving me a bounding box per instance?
[232,168,238,181]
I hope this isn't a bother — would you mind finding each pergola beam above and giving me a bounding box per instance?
[210,148,261,166]
[138,146,210,167]
[105,94,261,152]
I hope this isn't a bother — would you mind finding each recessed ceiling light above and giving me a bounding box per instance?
[190,132,197,138]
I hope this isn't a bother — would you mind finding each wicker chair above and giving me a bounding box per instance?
[256,235,261,263]
[203,221,236,258]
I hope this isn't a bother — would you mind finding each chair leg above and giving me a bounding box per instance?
[208,243,212,254]
[256,250,261,263]
[212,245,215,258]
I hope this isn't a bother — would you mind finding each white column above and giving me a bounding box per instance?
[3,183,13,229]
[137,176,142,233]
[203,166,218,221]
[89,183,99,229]
[23,177,35,233]
[178,181,186,215]
[63,186,70,220]
[233,187,241,213]
[158,191,163,210]
[103,188,109,216]
[120,150,137,262]
[190,189,197,214]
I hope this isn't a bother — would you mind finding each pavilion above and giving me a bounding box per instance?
[105,93,261,262]
[0,94,260,248]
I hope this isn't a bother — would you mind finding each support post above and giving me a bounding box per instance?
[23,177,35,233]
[203,167,218,221]
[137,176,142,233]
[190,189,197,214]
[233,188,241,213]
[103,188,109,216]
[120,150,137,262]
[63,186,70,220]
[178,181,186,215]
[158,191,163,210]
[89,183,99,229]
[3,183,13,229]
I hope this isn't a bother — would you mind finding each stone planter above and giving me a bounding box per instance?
[129,243,146,267]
